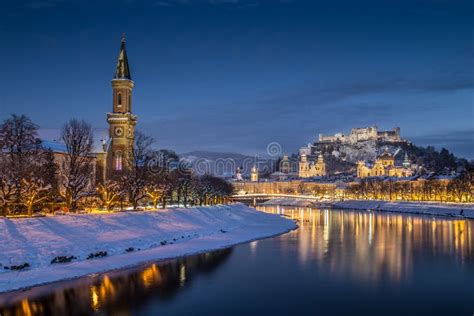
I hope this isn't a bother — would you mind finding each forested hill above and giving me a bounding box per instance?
[312,139,472,175]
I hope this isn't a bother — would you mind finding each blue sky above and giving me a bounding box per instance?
[1,0,473,158]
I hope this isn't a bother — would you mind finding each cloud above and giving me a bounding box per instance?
[252,73,474,116]
[410,129,474,159]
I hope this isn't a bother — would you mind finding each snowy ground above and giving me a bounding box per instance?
[332,200,474,218]
[0,203,296,293]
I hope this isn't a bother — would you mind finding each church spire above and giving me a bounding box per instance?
[114,34,132,80]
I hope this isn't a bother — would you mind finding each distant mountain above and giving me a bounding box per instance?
[180,151,276,177]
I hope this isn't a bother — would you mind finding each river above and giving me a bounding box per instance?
[0,206,473,315]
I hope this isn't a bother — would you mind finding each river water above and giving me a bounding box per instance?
[0,206,473,316]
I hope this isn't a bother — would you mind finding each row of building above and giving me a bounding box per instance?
[235,147,413,182]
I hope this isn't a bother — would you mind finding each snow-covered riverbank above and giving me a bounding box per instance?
[0,203,296,293]
[333,200,474,218]
[257,198,474,219]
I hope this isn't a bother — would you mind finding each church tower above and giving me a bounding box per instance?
[106,35,137,177]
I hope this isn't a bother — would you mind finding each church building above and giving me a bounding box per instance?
[357,149,413,178]
[97,36,137,181]
[298,153,327,178]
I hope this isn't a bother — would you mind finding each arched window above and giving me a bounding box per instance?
[117,93,122,107]
[128,95,131,111]
[115,151,122,171]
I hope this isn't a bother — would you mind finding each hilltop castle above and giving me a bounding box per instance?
[318,126,402,144]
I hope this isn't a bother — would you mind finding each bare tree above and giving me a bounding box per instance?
[194,174,233,205]
[60,119,94,211]
[121,131,154,210]
[0,158,15,216]
[97,180,121,210]
[0,114,42,216]
[146,172,172,209]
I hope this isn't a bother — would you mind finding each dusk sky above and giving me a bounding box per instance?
[1,0,473,158]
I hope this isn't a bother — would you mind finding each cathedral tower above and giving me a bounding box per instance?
[106,35,137,177]
[250,164,259,182]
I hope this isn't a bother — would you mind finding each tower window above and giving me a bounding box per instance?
[129,95,131,111]
[117,93,122,107]
[115,152,123,171]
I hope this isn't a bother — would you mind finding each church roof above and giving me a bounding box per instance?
[379,152,393,159]
[378,148,393,160]
[113,35,132,80]
[38,128,110,154]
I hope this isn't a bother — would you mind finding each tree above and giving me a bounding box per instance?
[97,180,121,210]
[145,172,172,209]
[121,131,154,209]
[0,158,16,216]
[155,149,179,172]
[41,149,59,200]
[177,168,195,207]
[21,178,50,216]
[60,119,94,211]
[0,114,42,216]
[194,174,233,205]
[447,174,471,202]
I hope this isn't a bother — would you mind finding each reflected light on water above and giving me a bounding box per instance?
[0,208,472,316]
[0,249,233,316]
[257,205,473,284]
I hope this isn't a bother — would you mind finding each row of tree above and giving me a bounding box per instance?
[0,114,234,216]
[344,174,473,203]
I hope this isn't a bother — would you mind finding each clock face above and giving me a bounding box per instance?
[115,127,123,136]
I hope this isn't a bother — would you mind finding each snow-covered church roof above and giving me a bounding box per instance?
[38,128,110,154]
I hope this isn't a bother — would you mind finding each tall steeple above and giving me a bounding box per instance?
[114,34,132,80]
[106,35,137,178]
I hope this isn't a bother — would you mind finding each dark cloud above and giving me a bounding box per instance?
[411,129,474,159]
[254,73,474,116]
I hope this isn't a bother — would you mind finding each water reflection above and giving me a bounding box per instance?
[258,206,473,284]
[0,208,473,316]
[0,249,232,316]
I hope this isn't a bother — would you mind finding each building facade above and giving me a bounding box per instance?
[319,126,402,144]
[298,153,326,178]
[357,150,413,178]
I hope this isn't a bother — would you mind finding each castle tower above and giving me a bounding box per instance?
[106,35,137,178]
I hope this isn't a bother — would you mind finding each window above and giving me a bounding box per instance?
[129,95,131,110]
[115,152,122,171]
[117,93,122,107]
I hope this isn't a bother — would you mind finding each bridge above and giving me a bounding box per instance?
[230,193,321,206]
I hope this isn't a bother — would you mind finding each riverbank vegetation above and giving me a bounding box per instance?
[344,176,472,203]
[0,115,233,216]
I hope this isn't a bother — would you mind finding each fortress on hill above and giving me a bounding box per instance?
[318,126,403,144]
